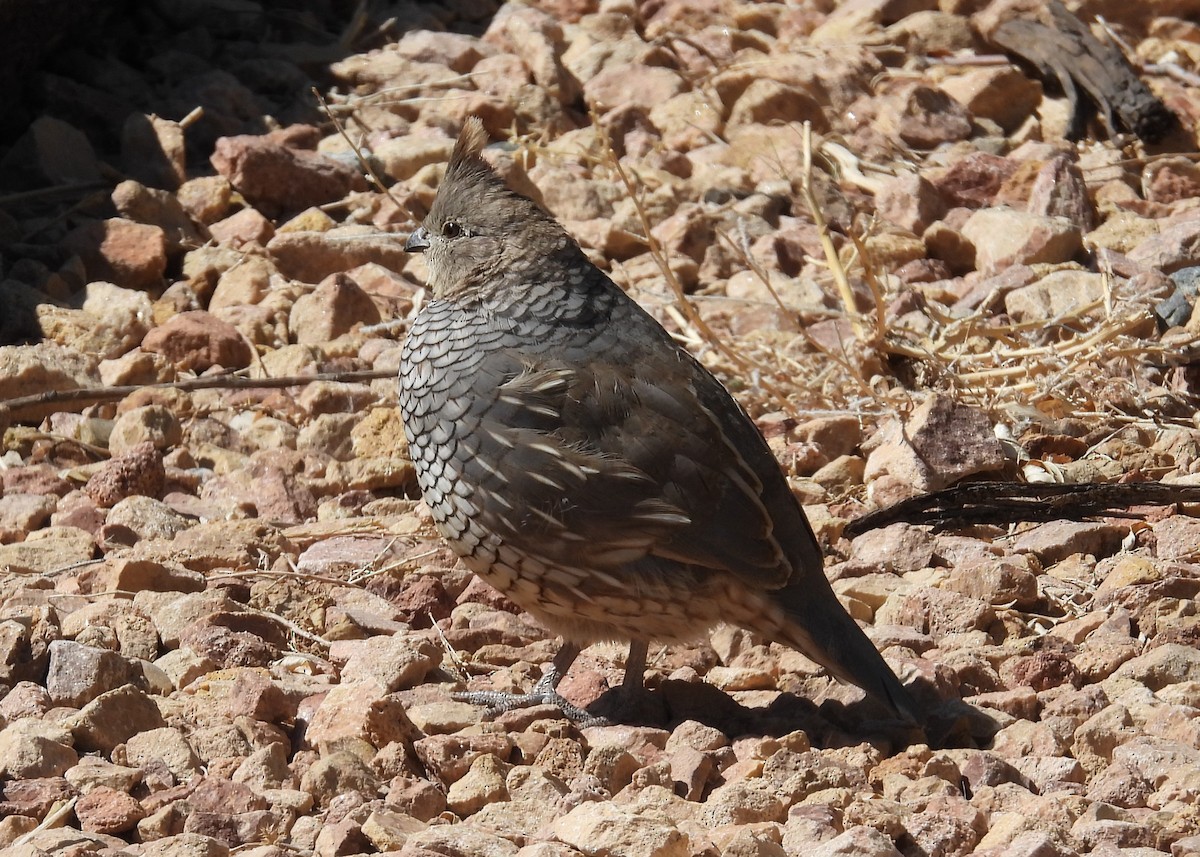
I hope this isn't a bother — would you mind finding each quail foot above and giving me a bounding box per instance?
[399,117,920,726]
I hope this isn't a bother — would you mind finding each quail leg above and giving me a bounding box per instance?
[621,639,648,693]
[454,641,602,725]
[455,640,651,727]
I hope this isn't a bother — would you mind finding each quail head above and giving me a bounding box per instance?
[399,117,919,724]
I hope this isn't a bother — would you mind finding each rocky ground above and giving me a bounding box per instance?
[2,0,1200,855]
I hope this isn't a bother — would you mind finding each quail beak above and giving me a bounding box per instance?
[405,226,430,253]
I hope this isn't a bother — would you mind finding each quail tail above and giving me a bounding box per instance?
[775,582,921,723]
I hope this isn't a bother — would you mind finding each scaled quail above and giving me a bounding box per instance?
[400,118,918,723]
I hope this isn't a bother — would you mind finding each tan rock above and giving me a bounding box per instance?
[447,752,510,816]
[305,680,415,752]
[727,79,825,130]
[1004,270,1106,322]
[810,824,903,856]
[75,785,146,834]
[360,808,427,851]
[267,227,409,283]
[0,343,99,424]
[961,208,1081,273]
[176,175,234,225]
[0,718,79,779]
[209,207,275,248]
[121,113,186,190]
[299,749,381,808]
[939,65,1041,132]
[69,684,167,754]
[551,800,690,857]
[289,274,381,344]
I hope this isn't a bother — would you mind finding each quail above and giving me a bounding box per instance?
[399,117,919,724]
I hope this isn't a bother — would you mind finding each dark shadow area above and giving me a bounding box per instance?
[586,677,998,752]
[0,0,500,344]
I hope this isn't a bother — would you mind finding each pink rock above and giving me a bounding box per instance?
[961,208,1082,273]
[266,228,410,284]
[1129,217,1200,274]
[228,669,293,722]
[880,85,972,149]
[412,731,513,786]
[187,809,286,846]
[1173,835,1200,856]
[1011,521,1126,565]
[72,685,168,754]
[904,794,985,857]
[875,172,946,234]
[63,218,168,291]
[386,775,447,822]
[394,29,488,73]
[1153,515,1200,560]
[1143,156,1200,205]
[0,493,56,543]
[187,775,268,814]
[483,3,579,106]
[942,557,1039,609]
[809,825,905,857]
[200,459,316,525]
[1,463,75,497]
[584,63,686,113]
[0,681,52,720]
[951,749,1029,791]
[211,126,367,217]
[939,65,1042,132]
[391,574,456,626]
[1027,156,1095,230]
[142,310,254,372]
[863,394,1005,496]
[337,633,440,693]
[1071,817,1155,851]
[178,611,286,670]
[289,273,382,343]
[965,687,1038,720]
[1086,761,1152,808]
[0,776,77,819]
[208,207,275,248]
[931,152,1019,209]
[83,441,165,507]
[875,585,994,638]
[305,681,416,753]
[75,786,146,835]
[45,640,136,708]
[850,523,936,573]
[668,745,714,801]
[1001,650,1082,692]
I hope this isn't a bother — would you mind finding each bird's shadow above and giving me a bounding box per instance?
[587,679,996,751]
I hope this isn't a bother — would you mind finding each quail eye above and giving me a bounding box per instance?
[443,220,463,238]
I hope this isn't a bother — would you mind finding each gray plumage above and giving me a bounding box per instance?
[399,118,918,723]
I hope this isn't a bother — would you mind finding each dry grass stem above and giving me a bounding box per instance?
[796,122,867,341]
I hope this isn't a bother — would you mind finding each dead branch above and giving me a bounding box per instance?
[844,481,1200,537]
[0,368,396,428]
